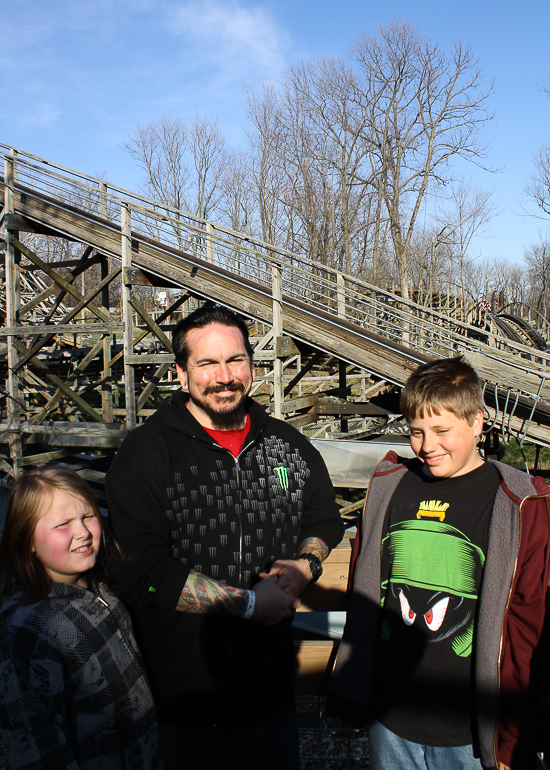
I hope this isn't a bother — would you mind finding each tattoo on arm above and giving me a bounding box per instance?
[176,570,249,616]
[297,537,330,562]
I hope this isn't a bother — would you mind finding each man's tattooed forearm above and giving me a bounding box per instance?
[297,537,329,561]
[176,571,249,616]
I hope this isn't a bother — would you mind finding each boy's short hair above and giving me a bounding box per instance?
[400,355,483,425]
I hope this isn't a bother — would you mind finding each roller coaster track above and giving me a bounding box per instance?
[496,313,548,350]
[2,143,550,457]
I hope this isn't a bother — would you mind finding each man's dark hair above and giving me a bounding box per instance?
[172,303,254,369]
[400,355,483,425]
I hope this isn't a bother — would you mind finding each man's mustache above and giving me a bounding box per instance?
[203,382,245,395]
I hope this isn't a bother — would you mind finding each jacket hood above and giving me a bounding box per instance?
[147,390,270,441]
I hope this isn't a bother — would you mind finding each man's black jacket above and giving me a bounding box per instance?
[106,392,343,726]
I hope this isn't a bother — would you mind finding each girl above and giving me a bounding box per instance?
[0,467,162,769]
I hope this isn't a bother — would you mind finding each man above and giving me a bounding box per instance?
[105,304,343,770]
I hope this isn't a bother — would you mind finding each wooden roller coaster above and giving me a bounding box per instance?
[1,144,550,482]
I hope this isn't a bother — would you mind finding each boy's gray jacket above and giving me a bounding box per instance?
[331,452,550,769]
[0,580,162,770]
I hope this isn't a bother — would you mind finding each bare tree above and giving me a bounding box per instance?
[124,114,229,253]
[472,257,527,306]
[218,151,257,236]
[188,116,228,220]
[352,20,494,299]
[526,144,550,218]
[125,116,190,212]
[525,238,550,319]
[524,77,550,218]
[408,226,453,307]
[246,85,290,248]
[437,182,497,306]
[284,58,375,274]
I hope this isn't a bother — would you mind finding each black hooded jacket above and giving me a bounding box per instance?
[106,391,342,726]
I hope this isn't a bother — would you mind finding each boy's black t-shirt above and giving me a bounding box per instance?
[372,459,501,747]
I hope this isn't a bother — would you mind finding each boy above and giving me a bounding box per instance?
[330,356,550,770]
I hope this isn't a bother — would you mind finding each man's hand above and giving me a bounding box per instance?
[259,536,330,596]
[259,558,313,596]
[251,575,301,626]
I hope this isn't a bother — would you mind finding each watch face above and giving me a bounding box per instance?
[310,559,322,577]
[301,554,322,581]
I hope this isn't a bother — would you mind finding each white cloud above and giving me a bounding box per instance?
[19,100,63,129]
[166,0,289,82]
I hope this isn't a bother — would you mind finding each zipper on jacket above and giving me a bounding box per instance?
[194,435,251,588]
[233,438,256,587]
[91,582,110,607]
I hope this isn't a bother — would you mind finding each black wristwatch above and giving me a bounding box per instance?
[297,553,323,583]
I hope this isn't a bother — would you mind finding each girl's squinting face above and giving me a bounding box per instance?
[32,488,102,586]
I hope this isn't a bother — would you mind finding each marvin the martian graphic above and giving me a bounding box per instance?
[380,501,486,658]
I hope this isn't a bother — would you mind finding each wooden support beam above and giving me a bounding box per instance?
[124,266,154,286]
[20,449,74,466]
[3,322,123,336]
[121,204,136,430]
[316,400,391,416]
[107,291,190,369]
[275,394,318,414]
[12,338,104,423]
[13,237,111,323]
[4,154,23,474]
[339,498,367,518]
[295,640,339,695]
[274,335,300,357]
[20,246,96,319]
[272,263,283,420]
[285,412,319,429]
[128,296,173,352]
[284,351,324,397]
[13,265,122,372]
[126,354,173,365]
[137,363,172,412]
[31,337,107,424]
[20,272,77,317]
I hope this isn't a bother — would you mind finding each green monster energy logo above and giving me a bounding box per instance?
[274,466,289,490]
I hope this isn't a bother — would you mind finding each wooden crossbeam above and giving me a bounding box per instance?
[13,259,121,371]
[12,339,103,423]
[284,351,324,396]
[129,296,173,352]
[13,237,111,323]
[31,337,107,424]
[107,291,190,369]
[137,363,172,412]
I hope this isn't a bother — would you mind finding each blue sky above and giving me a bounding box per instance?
[1,0,549,265]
